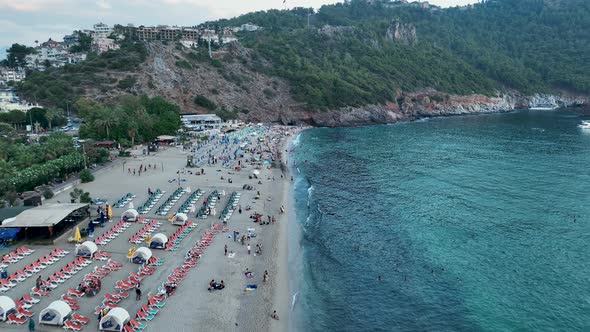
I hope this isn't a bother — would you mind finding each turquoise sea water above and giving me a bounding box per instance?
[290,110,590,331]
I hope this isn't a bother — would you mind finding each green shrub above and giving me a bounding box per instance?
[117,76,137,90]
[42,188,54,199]
[175,60,192,69]
[211,59,223,68]
[79,169,95,183]
[80,192,92,203]
[193,95,217,110]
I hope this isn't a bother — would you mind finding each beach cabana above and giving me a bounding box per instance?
[122,209,139,222]
[99,307,130,331]
[130,247,152,264]
[0,296,16,321]
[172,213,188,226]
[149,233,168,249]
[75,240,98,258]
[39,300,72,326]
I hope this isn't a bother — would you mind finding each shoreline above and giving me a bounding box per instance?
[269,126,305,331]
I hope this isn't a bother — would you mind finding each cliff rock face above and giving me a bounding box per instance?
[79,42,588,127]
[272,90,589,127]
[385,19,417,45]
[88,42,297,116]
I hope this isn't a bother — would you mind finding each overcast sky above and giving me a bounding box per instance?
[0,0,477,49]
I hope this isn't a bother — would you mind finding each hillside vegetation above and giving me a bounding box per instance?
[14,0,590,113]
[217,0,589,109]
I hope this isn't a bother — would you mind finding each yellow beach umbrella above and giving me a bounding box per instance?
[74,226,82,243]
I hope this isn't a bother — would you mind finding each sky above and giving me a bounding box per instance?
[0,0,477,51]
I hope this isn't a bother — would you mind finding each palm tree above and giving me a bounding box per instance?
[94,108,117,139]
[127,121,138,147]
[44,108,64,130]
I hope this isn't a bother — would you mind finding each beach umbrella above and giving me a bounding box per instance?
[74,226,82,243]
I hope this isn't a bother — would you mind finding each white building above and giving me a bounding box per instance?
[181,114,223,131]
[0,89,17,103]
[240,23,261,32]
[200,29,220,44]
[93,23,112,38]
[92,37,120,53]
[1,68,26,83]
[0,89,39,112]
[25,47,69,69]
[179,40,197,48]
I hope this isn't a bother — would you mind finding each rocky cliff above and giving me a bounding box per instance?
[82,42,589,127]
[385,19,417,45]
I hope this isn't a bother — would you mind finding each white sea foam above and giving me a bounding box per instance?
[292,133,302,147]
[291,292,299,311]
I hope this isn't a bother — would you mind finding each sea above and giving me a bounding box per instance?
[288,109,590,332]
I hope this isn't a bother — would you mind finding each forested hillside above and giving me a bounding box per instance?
[214,0,589,109]
[13,0,590,113]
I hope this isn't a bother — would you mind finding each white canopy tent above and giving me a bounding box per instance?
[75,240,98,258]
[130,247,152,264]
[149,233,168,249]
[99,307,130,331]
[172,213,188,225]
[39,300,72,326]
[121,209,139,222]
[0,296,16,321]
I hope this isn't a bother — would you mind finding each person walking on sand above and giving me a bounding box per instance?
[247,244,251,255]
[135,285,142,300]
[271,311,279,320]
[28,317,35,331]
[224,244,228,256]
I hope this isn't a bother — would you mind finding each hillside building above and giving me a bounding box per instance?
[181,114,223,131]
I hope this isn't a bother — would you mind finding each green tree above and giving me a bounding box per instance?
[6,43,35,68]
[127,121,138,146]
[44,108,64,130]
[69,32,92,53]
[0,123,16,137]
[93,107,118,139]
[79,169,94,183]
[80,191,92,203]
[70,188,84,202]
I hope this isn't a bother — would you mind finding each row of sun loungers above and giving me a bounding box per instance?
[137,189,164,214]
[165,221,197,251]
[1,246,35,267]
[113,193,136,208]
[95,220,131,245]
[219,191,241,222]
[1,248,69,293]
[177,189,203,214]
[128,220,162,244]
[156,187,185,216]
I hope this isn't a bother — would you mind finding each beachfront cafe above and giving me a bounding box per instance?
[156,135,176,146]
[180,114,223,131]
[0,203,89,241]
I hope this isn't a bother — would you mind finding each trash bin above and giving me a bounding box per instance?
[1,268,7,279]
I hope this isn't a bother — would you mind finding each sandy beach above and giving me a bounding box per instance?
[0,125,300,332]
